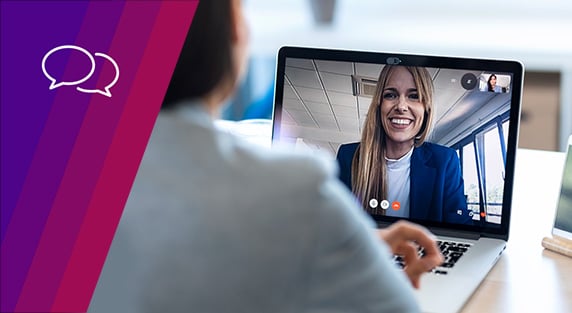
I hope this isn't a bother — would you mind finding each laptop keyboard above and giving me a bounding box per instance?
[393,240,473,275]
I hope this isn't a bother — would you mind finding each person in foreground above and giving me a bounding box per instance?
[89,1,443,312]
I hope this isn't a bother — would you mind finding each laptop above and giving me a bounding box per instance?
[271,46,523,313]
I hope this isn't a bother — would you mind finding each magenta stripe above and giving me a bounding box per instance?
[52,1,199,311]
[1,71,90,312]
[13,2,130,311]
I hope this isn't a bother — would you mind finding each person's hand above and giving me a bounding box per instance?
[377,220,443,289]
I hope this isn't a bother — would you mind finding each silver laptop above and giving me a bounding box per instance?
[271,46,523,313]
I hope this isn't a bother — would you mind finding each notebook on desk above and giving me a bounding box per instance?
[271,46,524,313]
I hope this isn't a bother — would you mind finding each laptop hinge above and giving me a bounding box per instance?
[427,227,481,240]
[376,222,481,240]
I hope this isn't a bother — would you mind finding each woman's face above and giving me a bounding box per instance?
[490,75,497,86]
[380,66,426,148]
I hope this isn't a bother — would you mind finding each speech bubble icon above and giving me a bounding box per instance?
[41,45,95,90]
[76,52,120,98]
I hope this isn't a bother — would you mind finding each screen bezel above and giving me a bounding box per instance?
[552,135,572,241]
[272,46,524,240]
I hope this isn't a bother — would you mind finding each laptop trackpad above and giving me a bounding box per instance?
[414,238,505,313]
[415,275,479,313]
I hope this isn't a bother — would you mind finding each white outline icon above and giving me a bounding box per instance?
[76,52,120,97]
[41,45,120,97]
[42,45,95,90]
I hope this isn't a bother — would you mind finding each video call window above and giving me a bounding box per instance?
[276,58,515,226]
[479,73,512,93]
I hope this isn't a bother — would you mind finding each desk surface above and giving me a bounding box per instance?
[462,148,572,313]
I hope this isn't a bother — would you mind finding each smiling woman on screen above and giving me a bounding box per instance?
[337,65,472,225]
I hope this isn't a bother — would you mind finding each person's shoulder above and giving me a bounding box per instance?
[233,140,338,187]
[230,140,362,227]
[337,142,359,158]
[415,142,457,161]
[338,142,359,151]
[421,142,455,153]
[269,150,336,183]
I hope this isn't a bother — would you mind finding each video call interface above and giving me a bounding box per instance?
[275,57,515,227]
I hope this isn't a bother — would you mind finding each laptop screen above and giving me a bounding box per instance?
[272,47,523,237]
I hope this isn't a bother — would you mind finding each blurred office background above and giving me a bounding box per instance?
[225,0,572,151]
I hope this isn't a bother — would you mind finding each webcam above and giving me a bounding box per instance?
[386,57,402,65]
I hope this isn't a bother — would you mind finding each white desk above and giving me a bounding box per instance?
[462,148,572,313]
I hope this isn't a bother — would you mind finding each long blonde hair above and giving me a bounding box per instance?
[351,65,434,213]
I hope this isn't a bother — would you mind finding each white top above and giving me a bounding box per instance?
[88,102,420,313]
[385,147,413,218]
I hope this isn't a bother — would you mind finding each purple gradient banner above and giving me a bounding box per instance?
[0,1,198,312]
[1,0,89,245]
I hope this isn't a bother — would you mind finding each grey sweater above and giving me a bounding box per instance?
[89,103,419,313]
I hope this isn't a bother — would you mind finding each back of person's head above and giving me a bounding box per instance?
[162,0,234,109]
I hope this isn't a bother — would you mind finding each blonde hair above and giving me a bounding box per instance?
[351,65,434,213]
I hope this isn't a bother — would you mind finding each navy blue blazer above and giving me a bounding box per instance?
[336,142,472,225]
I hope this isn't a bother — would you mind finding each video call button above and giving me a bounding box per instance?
[380,200,390,210]
[461,73,478,90]
[369,198,379,209]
